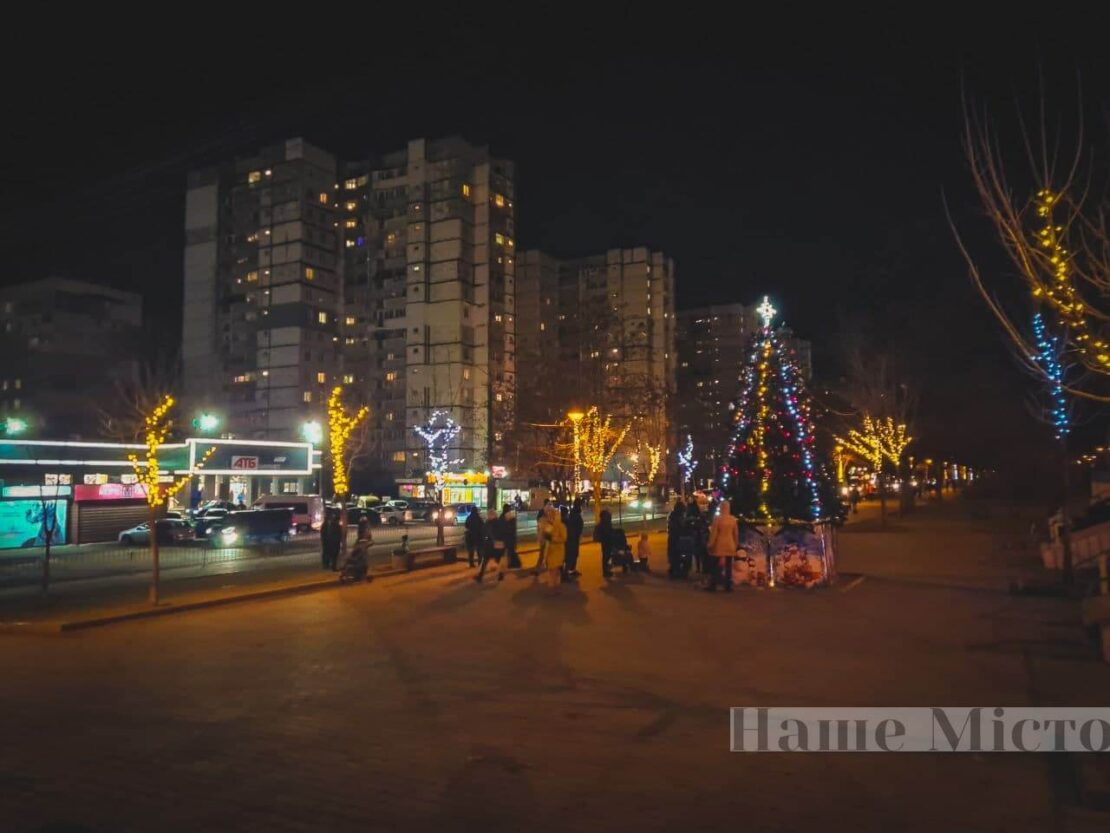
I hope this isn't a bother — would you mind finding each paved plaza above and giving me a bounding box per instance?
[1,501,1108,832]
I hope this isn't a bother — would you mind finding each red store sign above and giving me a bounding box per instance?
[74,483,149,502]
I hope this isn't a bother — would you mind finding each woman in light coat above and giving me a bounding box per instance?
[540,505,567,589]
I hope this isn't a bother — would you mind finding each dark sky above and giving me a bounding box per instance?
[2,13,1106,470]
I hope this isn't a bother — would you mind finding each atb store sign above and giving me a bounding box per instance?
[231,456,260,470]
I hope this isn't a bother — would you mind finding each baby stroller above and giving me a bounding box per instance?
[670,534,694,578]
[609,528,635,574]
[338,541,370,583]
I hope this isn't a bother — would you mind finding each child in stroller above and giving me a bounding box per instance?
[338,536,371,583]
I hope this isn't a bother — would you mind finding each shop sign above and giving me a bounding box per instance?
[231,456,260,470]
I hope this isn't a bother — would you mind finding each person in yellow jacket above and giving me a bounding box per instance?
[540,504,567,589]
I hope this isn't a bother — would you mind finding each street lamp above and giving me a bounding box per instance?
[192,412,220,433]
[1,416,28,436]
[301,420,323,445]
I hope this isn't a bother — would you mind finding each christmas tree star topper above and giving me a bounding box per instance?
[757,296,777,328]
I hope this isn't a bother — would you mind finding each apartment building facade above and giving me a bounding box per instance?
[0,278,142,437]
[516,247,677,451]
[182,138,342,439]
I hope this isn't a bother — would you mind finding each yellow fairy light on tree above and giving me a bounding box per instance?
[327,385,369,499]
[573,406,631,519]
[126,394,215,604]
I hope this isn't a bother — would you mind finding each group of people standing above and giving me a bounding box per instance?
[319,509,373,571]
[465,504,522,582]
[667,497,740,591]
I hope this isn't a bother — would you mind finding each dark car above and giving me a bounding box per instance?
[192,508,230,538]
[211,509,295,547]
[118,519,195,546]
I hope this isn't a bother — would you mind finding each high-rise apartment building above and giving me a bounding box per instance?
[0,278,142,437]
[184,136,514,482]
[183,138,342,439]
[675,302,812,485]
[516,247,676,447]
[337,137,516,479]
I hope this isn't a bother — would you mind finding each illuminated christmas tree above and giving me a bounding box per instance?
[719,297,834,523]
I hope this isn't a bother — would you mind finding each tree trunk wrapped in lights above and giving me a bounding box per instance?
[413,410,463,502]
[327,386,369,557]
[835,414,912,527]
[677,434,697,499]
[127,395,214,605]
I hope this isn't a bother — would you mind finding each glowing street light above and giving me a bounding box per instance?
[301,420,324,445]
[193,412,220,433]
[2,416,28,436]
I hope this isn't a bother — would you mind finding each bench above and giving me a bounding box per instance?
[390,545,457,571]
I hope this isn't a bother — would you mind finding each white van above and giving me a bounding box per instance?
[252,494,325,532]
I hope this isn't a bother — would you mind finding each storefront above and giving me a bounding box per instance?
[0,436,318,546]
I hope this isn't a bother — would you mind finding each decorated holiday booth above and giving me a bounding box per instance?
[718,297,841,588]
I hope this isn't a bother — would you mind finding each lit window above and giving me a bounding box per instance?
[463,369,471,380]
[246,271,259,283]
[495,393,503,402]
[385,412,394,421]
[345,219,358,229]
[539,323,545,331]
[494,194,505,208]
[345,200,358,212]
[345,316,356,326]
[265,169,272,177]
[342,374,354,384]
[495,233,504,246]
[461,183,471,198]
[305,267,315,280]
[357,175,368,186]
[392,451,406,462]
[248,170,262,184]
[261,370,269,377]
[385,371,398,382]
[317,312,328,324]
[345,337,355,345]
[246,232,259,243]
[345,239,355,248]
[319,193,328,204]
[344,178,358,190]
[316,372,327,384]
[303,391,312,403]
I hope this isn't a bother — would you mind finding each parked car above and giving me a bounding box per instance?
[118,519,195,546]
[452,503,478,524]
[406,501,437,522]
[211,509,295,548]
[384,499,410,511]
[192,508,230,538]
[377,504,412,525]
[429,504,456,524]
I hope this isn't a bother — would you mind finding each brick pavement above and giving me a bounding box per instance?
[1,504,1108,832]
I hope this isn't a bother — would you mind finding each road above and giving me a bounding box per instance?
[1,499,1108,831]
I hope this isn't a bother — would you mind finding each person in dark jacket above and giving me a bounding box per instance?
[686,503,708,575]
[593,509,615,578]
[667,499,686,577]
[321,512,342,571]
[500,504,520,568]
[475,508,506,583]
[357,512,371,544]
[464,506,485,567]
[564,498,585,579]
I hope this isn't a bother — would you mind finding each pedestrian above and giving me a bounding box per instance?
[500,504,520,568]
[540,504,567,589]
[594,508,615,578]
[357,512,371,544]
[319,510,331,569]
[686,502,708,575]
[667,498,686,577]
[534,498,553,575]
[464,504,485,567]
[322,512,342,571]
[475,508,506,583]
[564,498,584,579]
[849,486,860,514]
[636,531,653,570]
[706,499,739,592]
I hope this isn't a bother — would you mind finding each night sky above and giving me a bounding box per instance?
[2,13,1106,473]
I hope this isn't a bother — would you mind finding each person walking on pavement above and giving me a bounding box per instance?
[322,512,342,571]
[594,508,615,578]
[501,504,520,568]
[464,504,485,567]
[534,498,553,575]
[475,508,506,583]
[667,498,686,577]
[686,502,708,575]
[563,498,584,579]
[540,504,567,589]
[706,499,739,592]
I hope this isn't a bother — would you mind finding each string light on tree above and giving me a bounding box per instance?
[414,410,463,500]
[677,434,697,489]
[573,406,631,519]
[1032,312,1070,440]
[720,298,829,522]
[327,386,369,499]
